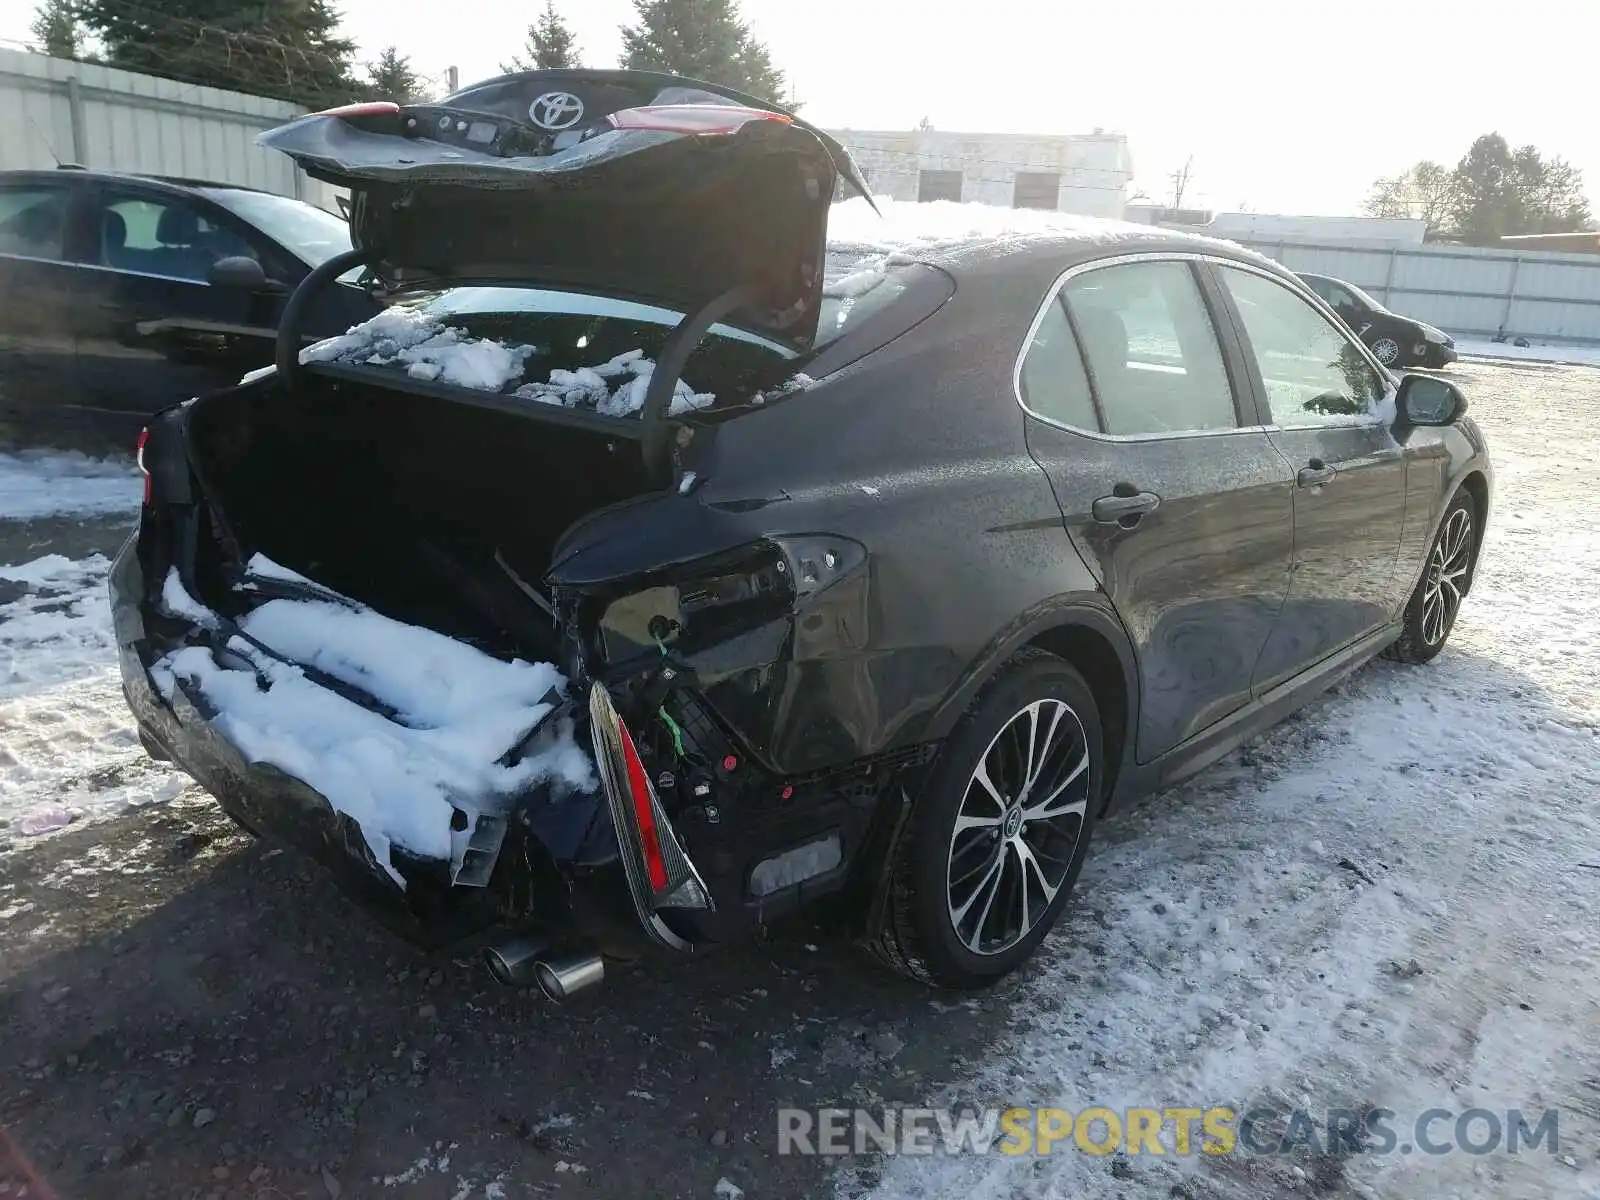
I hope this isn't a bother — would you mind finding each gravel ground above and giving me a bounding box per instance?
[2,357,1598,1200]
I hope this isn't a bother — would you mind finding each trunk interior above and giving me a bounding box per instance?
[185,372,662,664]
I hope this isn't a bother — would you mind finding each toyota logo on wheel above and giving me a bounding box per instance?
[528,91,585,131]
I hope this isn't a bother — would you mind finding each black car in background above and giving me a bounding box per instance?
[0,168,380,446]
[114,71,1493,994]
[1296,271,1457,369]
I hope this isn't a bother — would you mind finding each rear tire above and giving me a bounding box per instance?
[867,649,1101,989]
[1385,490,1477,665]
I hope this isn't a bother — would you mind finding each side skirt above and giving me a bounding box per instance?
[1108,620,1404,807]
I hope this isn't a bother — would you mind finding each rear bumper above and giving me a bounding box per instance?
[108,538,641,951]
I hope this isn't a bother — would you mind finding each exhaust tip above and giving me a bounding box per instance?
[532,951,605,1002]
[482,935,549,988]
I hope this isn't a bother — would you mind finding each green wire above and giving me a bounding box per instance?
[653,635,685,758]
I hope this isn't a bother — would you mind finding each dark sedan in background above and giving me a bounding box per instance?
[1296,271,1457,369]
[0,167,379,446]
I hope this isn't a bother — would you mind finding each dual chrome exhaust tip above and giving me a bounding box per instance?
[483,936,605,1001]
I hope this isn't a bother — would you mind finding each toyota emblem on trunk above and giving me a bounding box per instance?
[528,91,584,131]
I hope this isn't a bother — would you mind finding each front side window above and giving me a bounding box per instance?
[1062,260,1237,436]
[95,191,258,281]
[0,186,70,260]
[1219,266,1387,426]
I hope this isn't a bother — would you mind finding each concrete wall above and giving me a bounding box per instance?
[0,46,342,212]
[1229,234,1600,345]
[828,128,1134,219]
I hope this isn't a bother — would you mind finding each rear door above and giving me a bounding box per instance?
[0,177,88,438]
[1019,255,1296,764]
[1210,263,1408,691]
[74,183,289,431]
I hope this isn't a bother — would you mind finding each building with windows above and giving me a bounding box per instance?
[826,128,1135,219]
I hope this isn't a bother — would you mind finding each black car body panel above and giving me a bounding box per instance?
[257,70,874,352]
[0,168,379,444]
[1296,271,1458,369]
[110,83,1494,966]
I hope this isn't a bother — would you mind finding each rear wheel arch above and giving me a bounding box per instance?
[1024,623,1130,812]
[927,604,1137,815]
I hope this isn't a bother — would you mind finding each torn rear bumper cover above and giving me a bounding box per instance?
[109,544,712,954]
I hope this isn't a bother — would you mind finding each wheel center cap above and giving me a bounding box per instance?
[1003,807,1024,839]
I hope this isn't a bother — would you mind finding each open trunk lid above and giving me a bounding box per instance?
[258,69,874,353]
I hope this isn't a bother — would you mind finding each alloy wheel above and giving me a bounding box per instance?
[1422,507,1473,645]
[945,699,1091,956]
[1371,336,1401,365]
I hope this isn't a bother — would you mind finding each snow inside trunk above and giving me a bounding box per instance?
[184,372,661,665]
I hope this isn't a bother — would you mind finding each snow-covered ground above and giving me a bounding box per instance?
[1454,338,1600,367]
[0,450,139,521]
[1,358,1596,1199]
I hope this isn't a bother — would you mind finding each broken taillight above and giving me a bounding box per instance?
[606,104,793,136]
[618,718,669,891]
[313,100,401,119]
[135,427,151,505]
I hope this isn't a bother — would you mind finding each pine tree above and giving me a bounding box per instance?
[77,0,362,110]
[30,0,82,60]
[503,1,582,72]
[619,0,787,105]
[366,46,431,103]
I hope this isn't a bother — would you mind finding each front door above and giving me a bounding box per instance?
[1018,257,1296,763]
[1210,263,1408,692]
[74,185,284,436]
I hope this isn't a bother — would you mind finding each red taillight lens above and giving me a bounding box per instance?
[617,718,669,891]
[135,427,151,505]
[606,104,792,136]
[313,100,401,119]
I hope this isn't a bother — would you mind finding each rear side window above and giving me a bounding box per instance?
[1018,298,1097,429]
[1063,261,1237,436]
[0,186,70,260]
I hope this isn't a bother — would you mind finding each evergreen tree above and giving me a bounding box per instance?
[619,0,787,105]
[77,0,362,110]
[366,45,430,103]
[503,1,582,72]
[30,0,82,60]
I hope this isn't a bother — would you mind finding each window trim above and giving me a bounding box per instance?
[1011,251,1272,443]
[1204,259,1395,432]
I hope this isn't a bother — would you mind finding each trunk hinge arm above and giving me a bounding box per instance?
[640,283,761,485]
[274,246,380,394]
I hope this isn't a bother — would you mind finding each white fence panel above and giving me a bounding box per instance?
[1220,233,1600,346]
[0,46,342,213]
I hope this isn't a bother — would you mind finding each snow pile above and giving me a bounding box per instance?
[0,451,140,521]
[0,555,120,698]
[826,195,1142,258]
[514,347,716,416]
[0,553,191,835]
[149,559,595,885]
[301,305,535,391]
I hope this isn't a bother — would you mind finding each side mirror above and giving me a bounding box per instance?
[207,255,269,290]
[1396,374,1466,427]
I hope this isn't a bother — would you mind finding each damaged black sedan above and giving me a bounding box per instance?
[111,70,1492,994]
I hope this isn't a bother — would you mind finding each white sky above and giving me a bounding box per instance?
[1,0,1588,215]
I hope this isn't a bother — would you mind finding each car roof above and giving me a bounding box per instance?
[842,217,1292,285]
[0,165,279,199]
